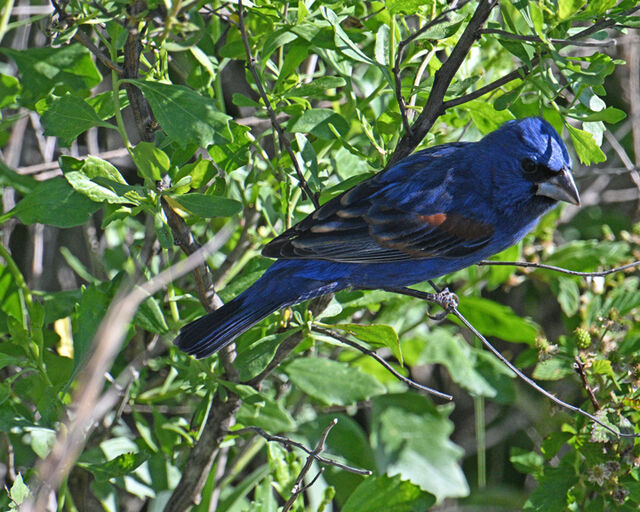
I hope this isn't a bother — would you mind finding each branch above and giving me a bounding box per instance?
[479,28,616,48]
[230,424,372,476]
[393,0,473,134]
[574,356,600,411]
[477,259,640,277]
[22,228,234,511]
[237,0,320,209]
[443,3,640,111]
[386,286,638,439]
[311,325,453,400]
[388,0,499,167]
[281,419,352,512]
[73,29,124,74]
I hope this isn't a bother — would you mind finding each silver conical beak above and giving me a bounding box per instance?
[536,167,580,206]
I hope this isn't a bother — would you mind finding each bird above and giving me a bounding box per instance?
[174,117,580,359]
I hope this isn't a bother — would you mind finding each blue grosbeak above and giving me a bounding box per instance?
[175,117,580,359]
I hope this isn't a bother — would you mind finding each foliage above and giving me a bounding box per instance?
[1,0,640,510]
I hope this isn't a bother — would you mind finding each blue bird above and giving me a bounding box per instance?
[174,117,580,359]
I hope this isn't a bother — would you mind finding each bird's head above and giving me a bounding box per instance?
[485,117,580,207]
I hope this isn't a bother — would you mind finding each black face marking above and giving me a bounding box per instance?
[521,158,556,183]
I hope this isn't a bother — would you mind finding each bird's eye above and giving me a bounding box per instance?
[522,158,537,173]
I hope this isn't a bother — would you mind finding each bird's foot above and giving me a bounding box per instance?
[435,287,459,311]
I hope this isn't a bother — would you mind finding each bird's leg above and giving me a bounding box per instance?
[383,285,459,320]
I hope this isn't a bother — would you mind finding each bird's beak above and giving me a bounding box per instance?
[536,167,581,206]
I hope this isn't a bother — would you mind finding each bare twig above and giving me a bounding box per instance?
[311,325,453,400]
[477,259,640,277]
[282,419,345,512]
[479,28,616,48]
[237,0,319,209]
[230,425,372,476]
[385,286,638,439]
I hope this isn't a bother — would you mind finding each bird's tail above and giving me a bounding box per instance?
[173,261,340,359]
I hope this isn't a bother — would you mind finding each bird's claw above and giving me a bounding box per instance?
[436,288,459,312]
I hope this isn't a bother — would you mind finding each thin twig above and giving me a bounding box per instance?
[237,0,319,209]
[479,28,616,48]
[477,259,640,277]
[311,325,453,400]
[574,357,600,411]
[385,286,638,439]
[73,29,124,74]
[281,419,352,512]
[443,3,640,112]
[229,425,372,476]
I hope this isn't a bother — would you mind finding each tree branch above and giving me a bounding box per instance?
[388,0,499,167]
[385,286,638,439]
[477,259,640,277]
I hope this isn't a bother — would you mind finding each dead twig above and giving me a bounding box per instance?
[230,424,372,476]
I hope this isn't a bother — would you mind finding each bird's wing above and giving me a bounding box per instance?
[262,146,495,263]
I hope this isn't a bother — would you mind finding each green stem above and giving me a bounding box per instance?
[0,243,32,314]
[0,0,15,46]
[108,43,132,151]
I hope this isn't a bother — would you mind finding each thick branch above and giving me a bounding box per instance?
[388,0,499,167]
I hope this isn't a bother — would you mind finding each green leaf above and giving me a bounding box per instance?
[134,296,169,334]
[285,357,386,405]
[342,475,436,512]
[456,296,539,344]
[543,240,629,272]
[9,473,29,505]
[235,331,298,382]
[59,156,136,205]
[82,452,150,482]
[235,388,296,432]
[555,277,580,317]
[283,76,346,98]
[324,323,402,365]
[168,192,242,217]
[289,108,349,140]
[0,73,21,108]
[567,106,626,124]
[417,329,502,398]
[27,427,56,458]
[40,94,116,147]
[86,89,129,120]
[131,142,170,182]
[10,177,101,227]
[566,124,606,164]
[385,0,432,15]
[465,100,515,134]
[371,394,469,501]
[125,80,231,147]
[0,44,102,107]
[510,447,544,475]
[523,454,577,511]
[558,0,586,20]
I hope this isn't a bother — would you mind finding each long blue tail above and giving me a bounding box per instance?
[173,261,341,359]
